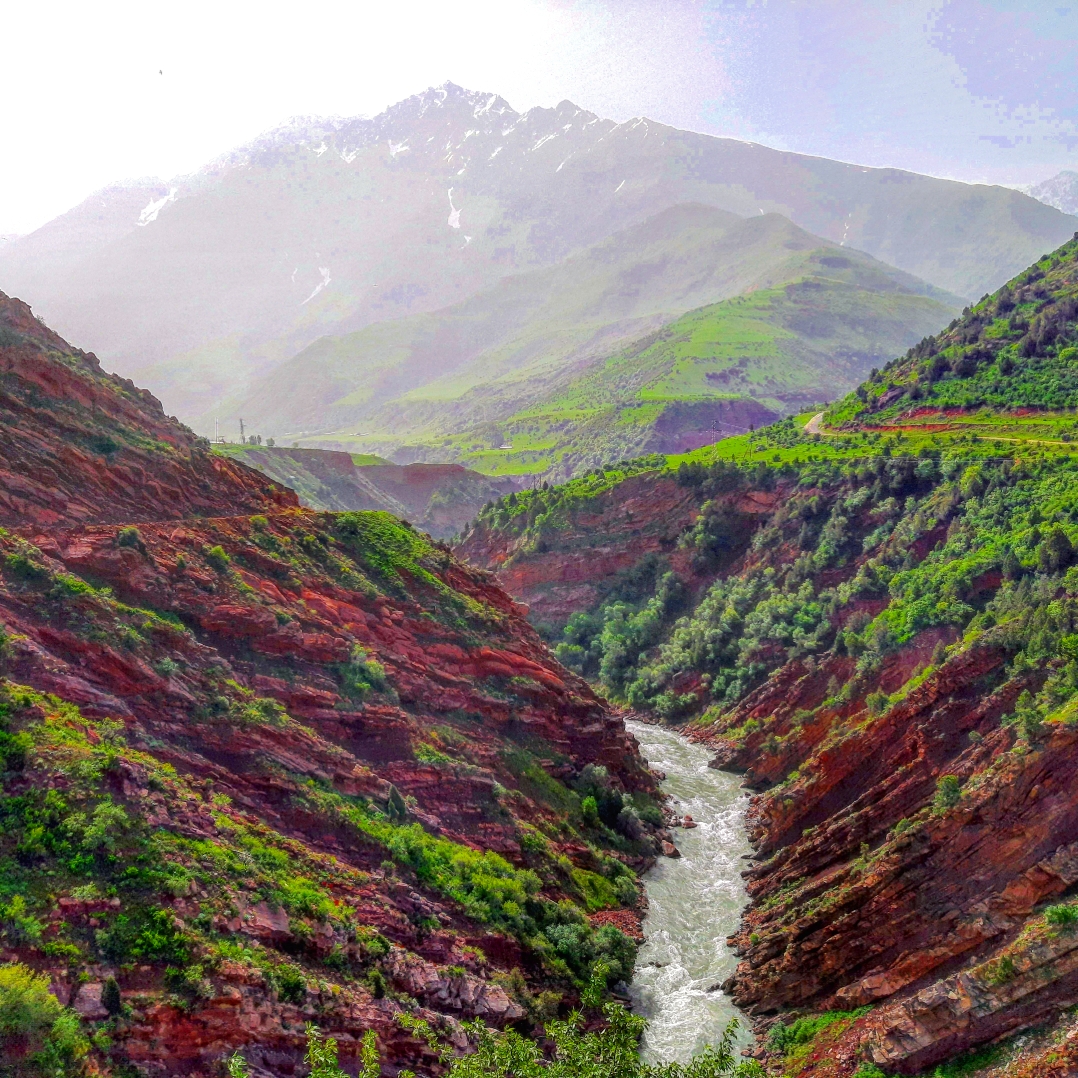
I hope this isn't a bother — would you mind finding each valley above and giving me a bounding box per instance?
[213,445,520,539]
[458,233,1078,1075]
[3,59,1078,1078]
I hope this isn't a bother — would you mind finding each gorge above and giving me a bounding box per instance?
[459,230,1078,1077]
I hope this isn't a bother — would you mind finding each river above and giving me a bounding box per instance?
[625,719,752,1063]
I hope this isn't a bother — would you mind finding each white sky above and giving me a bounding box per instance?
[1,0,718,235]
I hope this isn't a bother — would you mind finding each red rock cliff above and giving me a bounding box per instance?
[0,297,662,1076]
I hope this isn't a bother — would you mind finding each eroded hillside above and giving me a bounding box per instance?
[0,297,665,1076]
[459,234,1078,1075]
[214,444,520,540]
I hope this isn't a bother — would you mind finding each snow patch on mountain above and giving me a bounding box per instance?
[447,189,462,229]
[137,188,178,226]
[300,266,331,305]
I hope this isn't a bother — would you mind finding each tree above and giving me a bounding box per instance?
[101,975,122,1016]
[0,962,88,1075]
[1038,526,1075,572]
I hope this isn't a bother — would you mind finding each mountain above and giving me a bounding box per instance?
[429,241,960,479]
[0,293,666,1075]
[458,233,1078,1074]
[0,179,169,292]
[228,206,960,471]
[0,83,1072,431]
[215,443,521,538]
[1026,170,1078,215]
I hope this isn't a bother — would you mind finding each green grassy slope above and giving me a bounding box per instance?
[419,251,959,479]
[822,231,1078,436]
[451,230,1078,1078]
[225,207,958,457]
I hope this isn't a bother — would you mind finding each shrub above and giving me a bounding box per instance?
[0,894,44,946]
[226,1053,251,1078]
[614,875,639,907]
[365,968,387,999]
[204,545,231,572]
[932,775,962,815]
[768,1007,872,1052]
[1045,902,1078,926]
[275,963,307,1004]
[97,907,189,964]
[304,1023,349,1078]
[339,646,388,700]
[116,526,147,554]
[581,795,599,827]
[865,691,889,716]
[101,975,122,1016]
[386,784,408,822]
[0,726,31,772]
[4,553,49,583]
[0,962,88,1073]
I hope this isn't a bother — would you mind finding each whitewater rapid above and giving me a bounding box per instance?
[625,719,752,1062]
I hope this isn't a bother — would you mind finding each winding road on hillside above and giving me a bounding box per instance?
[805,411,827,434]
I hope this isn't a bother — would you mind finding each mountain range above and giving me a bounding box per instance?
[237,204,960,457]
[0,83,1074,461]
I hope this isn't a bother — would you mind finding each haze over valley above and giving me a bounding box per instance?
[2,83,1074,477]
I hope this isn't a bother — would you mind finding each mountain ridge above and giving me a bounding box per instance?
[1,82,1072,435]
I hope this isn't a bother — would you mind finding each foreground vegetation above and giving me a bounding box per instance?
[222,976,764,1078]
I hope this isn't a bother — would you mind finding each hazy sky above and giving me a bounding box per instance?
[4,0,1077,235]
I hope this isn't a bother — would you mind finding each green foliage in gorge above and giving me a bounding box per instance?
[828,233,1078,423]
[278,974,765,1078]
[0,962,88,1076]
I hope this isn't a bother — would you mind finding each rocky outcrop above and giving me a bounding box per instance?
[457,470,702,626]
[0,301,660,1076]
[0,292,296,527]
[222,447,521,539]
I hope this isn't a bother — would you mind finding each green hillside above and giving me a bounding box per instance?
[422,251,959,479]
[237,210,957,479]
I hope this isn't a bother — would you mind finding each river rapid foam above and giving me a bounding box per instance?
[626,719,752,1062]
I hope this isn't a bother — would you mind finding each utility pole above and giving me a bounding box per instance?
[214,418,219,443]
[239,418,246,445]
